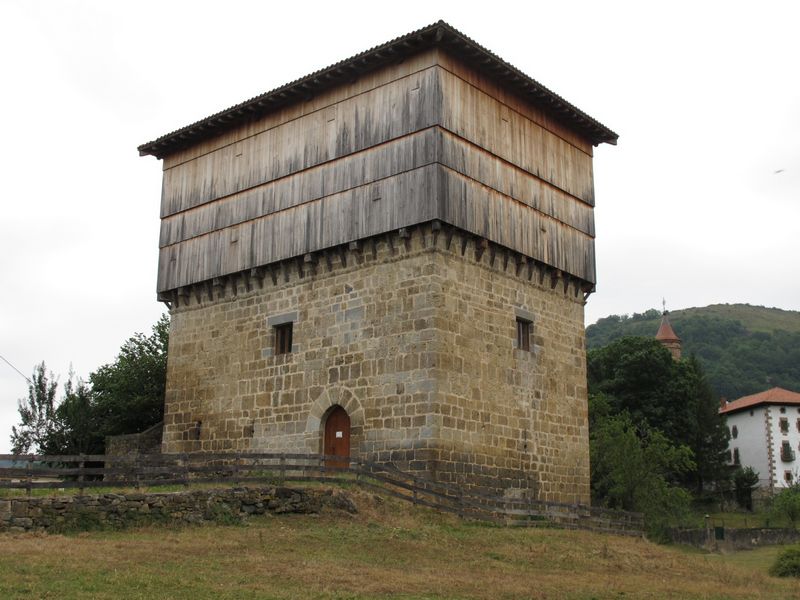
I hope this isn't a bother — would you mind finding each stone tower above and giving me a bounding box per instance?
[138,22,617,503]
[655,312,682,360]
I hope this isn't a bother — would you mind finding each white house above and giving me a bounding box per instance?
[719,387,800,490]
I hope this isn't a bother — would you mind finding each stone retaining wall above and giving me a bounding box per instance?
[106,422,164,457]
[0,486,356,533]
[671,527,800,551]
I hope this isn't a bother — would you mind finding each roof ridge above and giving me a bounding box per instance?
[139,20,617,158]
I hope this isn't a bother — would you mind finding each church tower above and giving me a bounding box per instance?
[655,310,681,361]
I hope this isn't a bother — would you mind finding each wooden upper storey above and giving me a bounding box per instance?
[141,24,616,294]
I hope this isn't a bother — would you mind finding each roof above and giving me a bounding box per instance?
[719,387,800,415]
[138,20,618,159]
[655,314,680,343]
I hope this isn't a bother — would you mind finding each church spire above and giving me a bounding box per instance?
[655,302,681,360]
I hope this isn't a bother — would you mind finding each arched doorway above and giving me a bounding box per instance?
[323,405,351,468]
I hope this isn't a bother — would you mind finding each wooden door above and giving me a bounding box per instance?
[324,406,351,468]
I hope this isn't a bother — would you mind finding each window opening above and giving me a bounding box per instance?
[516,318,531,352]
[731,425,738,439]
[781,441,795,462]
[275,322,293,355]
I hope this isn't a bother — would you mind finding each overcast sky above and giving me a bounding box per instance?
[1,0,798,453]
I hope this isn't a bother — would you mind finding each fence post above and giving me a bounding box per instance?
[182,453,190,489]
[134,454,141,491]
[25,455,32,498]
[279,454,286,485]
[233,454,241,486]
[78,454,85,495]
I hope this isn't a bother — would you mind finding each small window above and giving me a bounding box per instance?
[733,448,740,465]
[274,322,293,355]
[516,318,531,352]
[749,410,754,417]
[731,425,738,439]
[780,407,787,414]
[780,418,789,434]
[727,449,733,463]
[796,418,800,433]
[785,471,794,484]
[781,441,795,462]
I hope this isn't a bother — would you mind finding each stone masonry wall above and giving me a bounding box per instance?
[431,241,590,503]
[0,486,356,533]
[106,421,163,456]
[163,224,590,503]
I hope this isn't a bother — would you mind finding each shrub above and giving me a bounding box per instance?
[772,483,800,528]
[769,546,800,578]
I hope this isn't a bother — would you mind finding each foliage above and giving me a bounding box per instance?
[586,304,800,399]
[89,314,169,439]
[10,362,59,454]
[769,546,800,578]
[733,467,760,511]
[10,315,169,455]
[587,337,731,492]
[48,374,104,455]
[771,483,800,527]
[590,412,694,541]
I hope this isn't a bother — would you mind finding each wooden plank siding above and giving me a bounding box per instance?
[437,68,594,205]
[156,52,599,293]
[437,129,594,236]
[159,128,593,248]
[439,166,595,282]
[160,50,444,169]
[159,128,440,248]
[158,166,441,291]
[434,51,595,156]
[160,67,441,217]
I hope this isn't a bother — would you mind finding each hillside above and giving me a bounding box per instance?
[586,304,800,400]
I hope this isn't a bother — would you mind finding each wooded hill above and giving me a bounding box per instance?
[586,304,800,400]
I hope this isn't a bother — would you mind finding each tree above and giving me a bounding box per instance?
[732,466,760,511]
[588,337,731,492]
[10,362,58,454]
[89,314,169,439]
[48,374,103,455]
[590,412,694,540]
[9,315,170,455]
[772,482,800,528]
[682,356,731,492]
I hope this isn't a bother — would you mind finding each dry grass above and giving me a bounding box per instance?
[0,489,797,599]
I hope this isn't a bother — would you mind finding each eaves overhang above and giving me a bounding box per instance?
[138,20,618,159]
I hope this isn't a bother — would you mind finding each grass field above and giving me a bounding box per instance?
[0,489,798,599]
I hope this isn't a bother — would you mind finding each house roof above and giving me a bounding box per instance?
[655,313,680,343]
[719,387,800,415]
[138,20,618,159]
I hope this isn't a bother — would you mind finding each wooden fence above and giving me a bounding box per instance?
[0,453,642,536]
